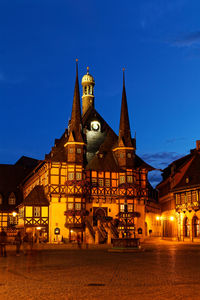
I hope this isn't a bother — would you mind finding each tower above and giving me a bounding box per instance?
[81,67,95,116]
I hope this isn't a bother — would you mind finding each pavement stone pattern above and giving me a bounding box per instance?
[0,239,200,300]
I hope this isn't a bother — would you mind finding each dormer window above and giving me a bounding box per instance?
[8,192,16,205]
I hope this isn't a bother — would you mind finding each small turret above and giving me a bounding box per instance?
[81,67,95,115]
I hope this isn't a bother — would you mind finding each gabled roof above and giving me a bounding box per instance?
[172,151,200,191]
[23,185,49,206]
[0,156,39,210]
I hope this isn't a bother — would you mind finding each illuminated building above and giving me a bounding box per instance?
[0,156,38,235]
[9,63,160,243]
[157,140,200,241]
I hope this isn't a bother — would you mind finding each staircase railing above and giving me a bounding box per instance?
[110,221,119,239]
[85,220,95,240]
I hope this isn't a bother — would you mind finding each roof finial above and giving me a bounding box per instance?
[75,59,79,74]
[122,68,125,87]
[87,66,89,74]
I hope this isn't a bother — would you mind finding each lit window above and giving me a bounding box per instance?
[77,148,81,154]
[98,179,104,187]
[8,215,17,226]
[127,176,133,183]
[8,193,16,205]
[120,204,124,212]
[75,203,81,210]
[127,153,131,158]
[128,204,133,212]
[0,194,2,205]
[68,203,73,210]
[105,179,110,187]
[69,148,73,154]
[119,176,125,184]
[120,153,124,158]
[92,178,97,186]
[76,173,82,180]
[34,207,40,217]
[68,173,74,180]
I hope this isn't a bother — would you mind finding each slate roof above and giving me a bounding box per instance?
[172,151,200,191]
[44,71,153,172]
[0,156,39,211]
[118,71,133,148]
[22,185,49,206]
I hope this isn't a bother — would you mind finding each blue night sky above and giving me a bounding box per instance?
[1,0,200,186]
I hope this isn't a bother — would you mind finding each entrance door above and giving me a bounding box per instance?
[93,207,107,226]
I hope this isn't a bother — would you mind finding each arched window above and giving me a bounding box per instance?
[184,217,190,237]
[8,192,16,205]
[0,194,2,205]
[193,216,200,237]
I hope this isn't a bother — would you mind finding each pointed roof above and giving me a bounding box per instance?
[69,61,83,142]
[118,70,133,147]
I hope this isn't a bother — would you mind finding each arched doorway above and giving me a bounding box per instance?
[93,207,106,226]
[184,217,190,237]
[192,216,200,237]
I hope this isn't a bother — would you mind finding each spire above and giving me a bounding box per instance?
[118,69,133,147]
[69,60,83,142]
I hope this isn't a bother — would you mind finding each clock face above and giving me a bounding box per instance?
[91,121,100,131]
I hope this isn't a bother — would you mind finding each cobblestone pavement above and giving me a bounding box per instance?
[0,240,200,300]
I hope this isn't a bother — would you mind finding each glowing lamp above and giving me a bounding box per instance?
[156,216,160,221]
[170,216,174,221]
[12,212,17,217]
[36,227,41,230]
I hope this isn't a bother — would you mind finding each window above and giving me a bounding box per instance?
[34,207,40,217]
[127,153,131,158]
[68,203,73,210]
[119,176,125,184]
[128,204,133,212]
[120,204,124,212]
[68,173,74,180]
[75,203,81,210]
[120,153,124,158]
[76,173,82,180]
[8,193,16,205]
[8,215,17,226]
[92,178,97,186]
[69,148,73,154]
[105,179,110,187]
[77,148,81,154]
[0,194,2,205]
[98,178,104,187]
[127,176,133,183]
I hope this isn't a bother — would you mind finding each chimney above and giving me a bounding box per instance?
[196,140,200,151]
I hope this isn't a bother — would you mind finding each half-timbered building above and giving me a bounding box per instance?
[19,63,160,243]
[157,140,200,242]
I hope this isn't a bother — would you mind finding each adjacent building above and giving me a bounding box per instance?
[157,141,200,242]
